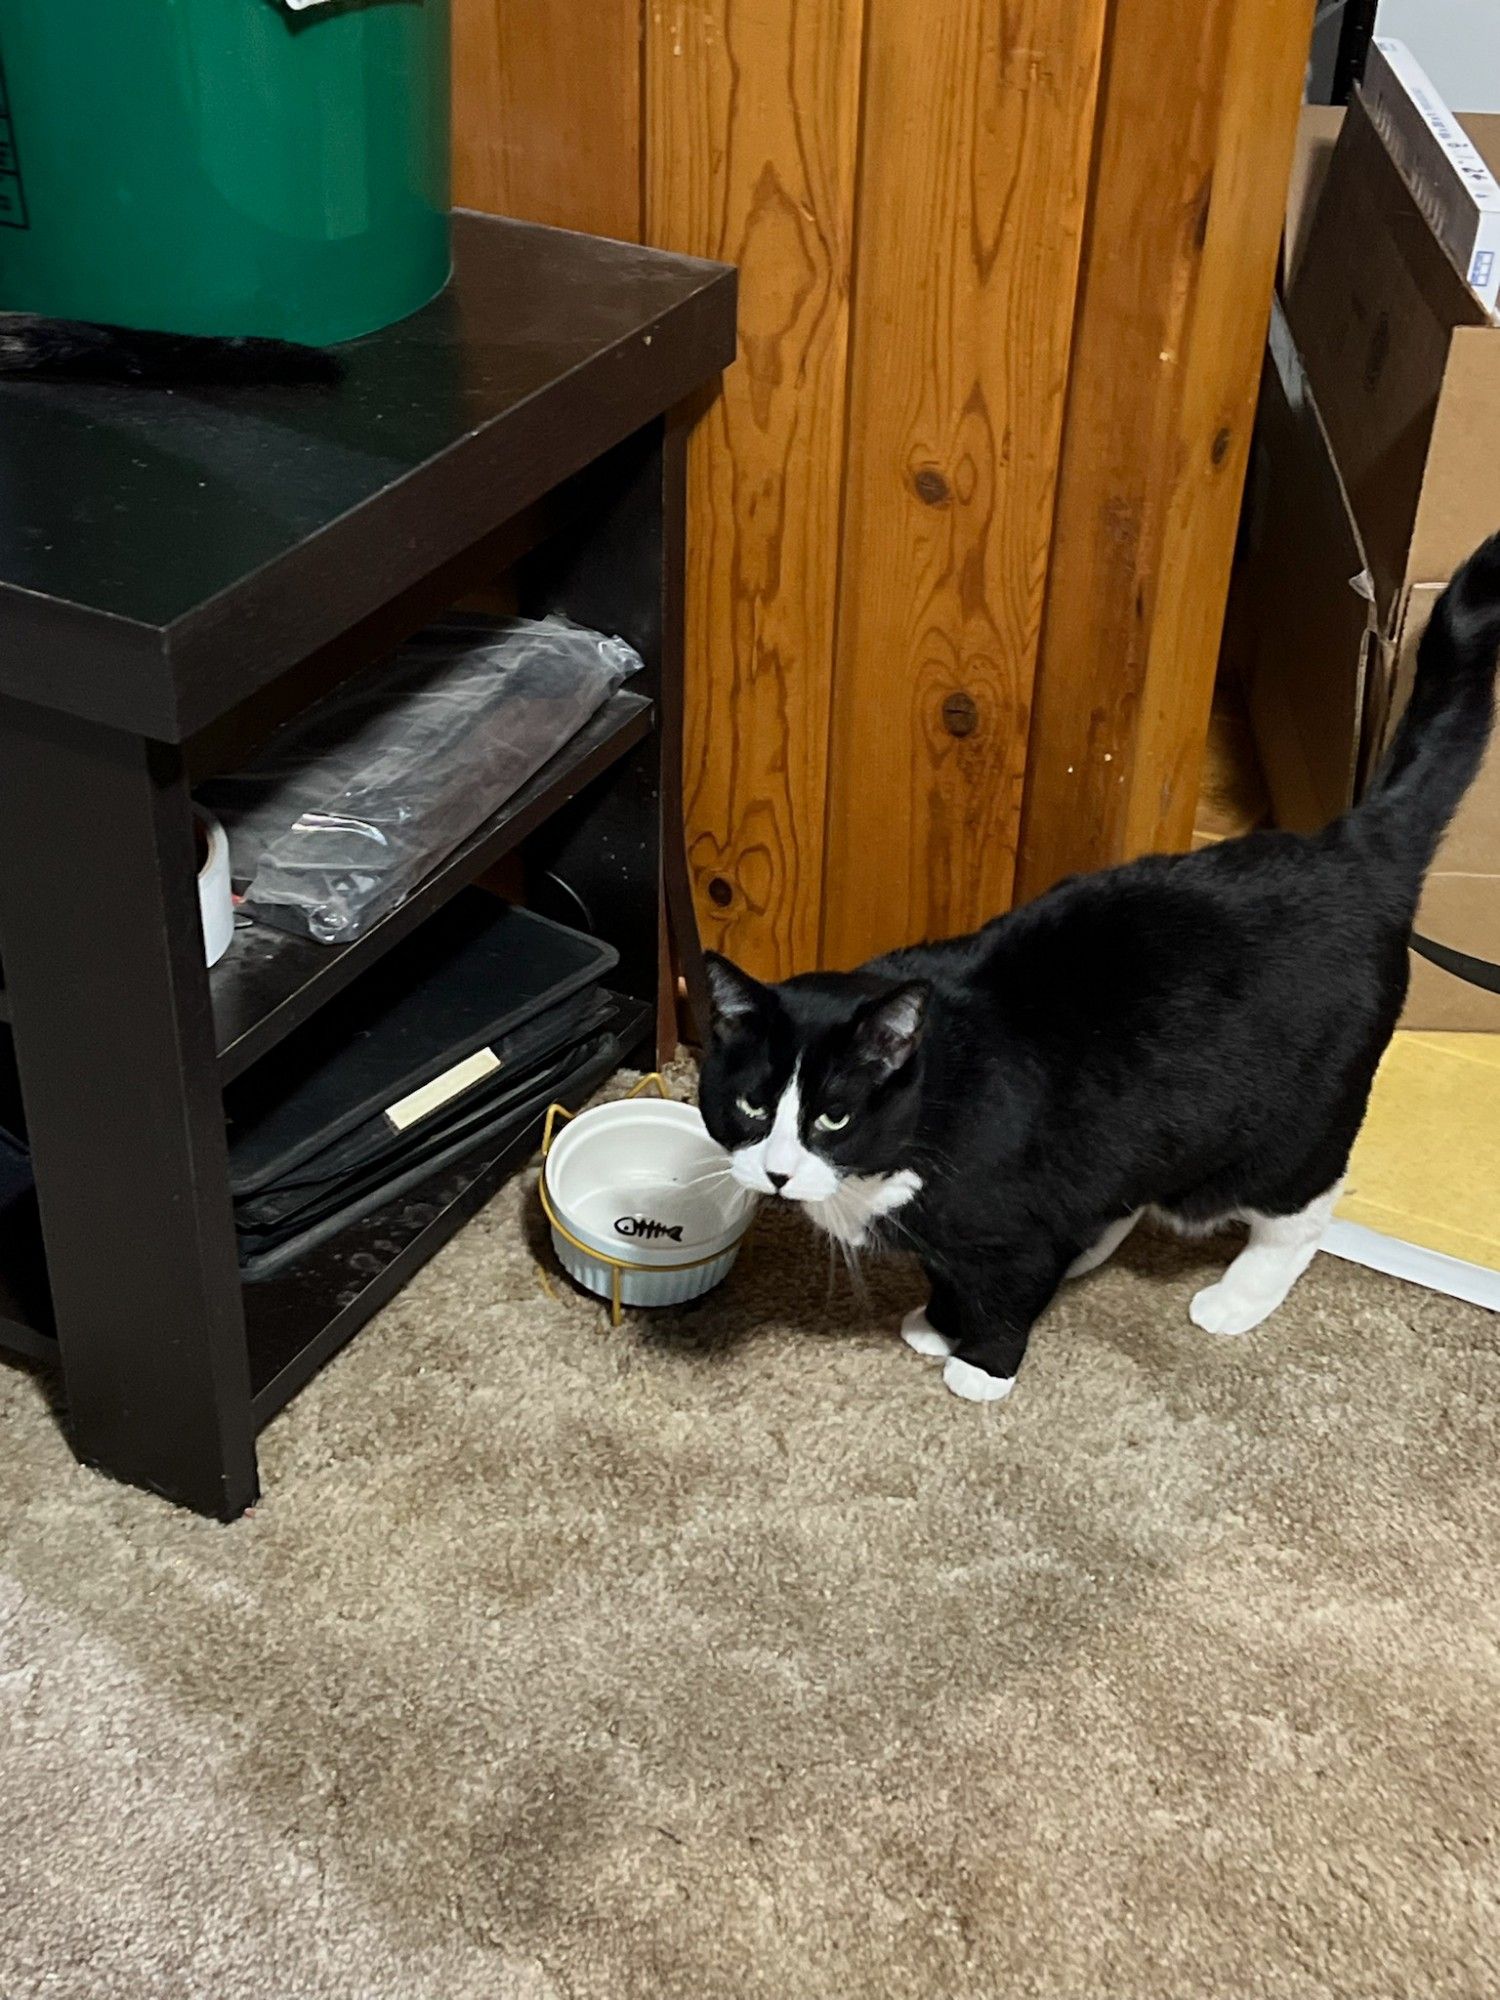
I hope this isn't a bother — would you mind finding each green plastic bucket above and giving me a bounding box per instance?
[0,0,451,347]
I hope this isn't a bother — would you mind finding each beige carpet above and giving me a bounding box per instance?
[2,1077,1498,2000]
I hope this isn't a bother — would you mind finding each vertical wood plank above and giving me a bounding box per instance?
[1121,0,1314,861]
[820,0,1109,968]
[1015,0,1313,899]
[452,0,643,241]
[646,0,865,979]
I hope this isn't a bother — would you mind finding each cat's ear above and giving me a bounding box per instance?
[853,981,929,1076]
[704,953,768,1037]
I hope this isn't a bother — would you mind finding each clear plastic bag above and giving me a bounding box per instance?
[202,615,642,944]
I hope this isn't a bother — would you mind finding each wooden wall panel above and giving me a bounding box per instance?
[452,0,642,241]
[1119,0,1314,861]
[646,1,866,979]
[1015,0,1314,899]
[819,0,1109,968]
[453,0,1313,975]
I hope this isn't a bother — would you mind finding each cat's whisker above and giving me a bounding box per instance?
[896,1143,954,1185]
[880,1212,923,1253]
[670,1165,736,1190]
[836,1231,870,1310]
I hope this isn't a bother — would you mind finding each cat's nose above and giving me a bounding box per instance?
[766,1171,790,1192]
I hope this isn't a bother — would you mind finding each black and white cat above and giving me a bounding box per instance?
[699,532,1500,1405]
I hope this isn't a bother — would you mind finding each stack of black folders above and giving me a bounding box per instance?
[227,893,624,1279]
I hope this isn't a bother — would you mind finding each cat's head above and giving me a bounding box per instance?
[698,954,930,1201]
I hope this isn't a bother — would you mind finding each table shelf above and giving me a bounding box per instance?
[244,1002,647,1424]
[0,1003,651,1403]
[212,690,652,1083]
[0,210,732,1513]
[3,693,654,1061]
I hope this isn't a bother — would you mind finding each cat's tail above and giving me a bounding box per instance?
[1356,529,1500,875]
[0,314,341,387]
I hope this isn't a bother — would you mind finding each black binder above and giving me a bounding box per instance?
[235,1027,623,1280]
[225,893,620,1278]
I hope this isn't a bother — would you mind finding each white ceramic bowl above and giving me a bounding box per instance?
[541,1095,755,1314]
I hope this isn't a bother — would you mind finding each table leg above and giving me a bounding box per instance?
[659,412,710,1050]
[0,700,256,1517]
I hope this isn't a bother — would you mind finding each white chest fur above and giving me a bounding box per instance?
[806,1168,923,1248]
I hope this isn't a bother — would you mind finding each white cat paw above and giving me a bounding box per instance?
[1189,1281,1273,1339]
[900,1307,954,1360]
[942,1355,1014,1404]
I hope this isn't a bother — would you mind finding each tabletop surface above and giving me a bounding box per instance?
[0,212,735,737]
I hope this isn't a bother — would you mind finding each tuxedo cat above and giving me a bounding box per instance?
[699,532,1500,1405]
[0,315,339,384]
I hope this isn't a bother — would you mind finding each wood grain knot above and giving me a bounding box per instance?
[1211,426,1232,468]
[707,876,734,909]
[912,466,951,507]
[941,691,979,738]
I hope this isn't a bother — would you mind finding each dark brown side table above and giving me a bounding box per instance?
[0,214,735,1517]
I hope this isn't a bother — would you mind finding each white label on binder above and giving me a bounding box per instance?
[384,1048,501,1133]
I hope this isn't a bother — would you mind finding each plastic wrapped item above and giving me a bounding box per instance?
[202,615,642,945]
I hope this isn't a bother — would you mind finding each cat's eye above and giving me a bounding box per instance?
[735,1096,768,1120]
[815,1110,850,1133]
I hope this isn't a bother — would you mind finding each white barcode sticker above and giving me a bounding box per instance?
[384,1049,501,1133]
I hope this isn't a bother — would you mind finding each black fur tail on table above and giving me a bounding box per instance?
[0,314,343,386]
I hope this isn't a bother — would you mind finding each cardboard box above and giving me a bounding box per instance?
[1242,93,1500,1030]
[1361,38,1500,316]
